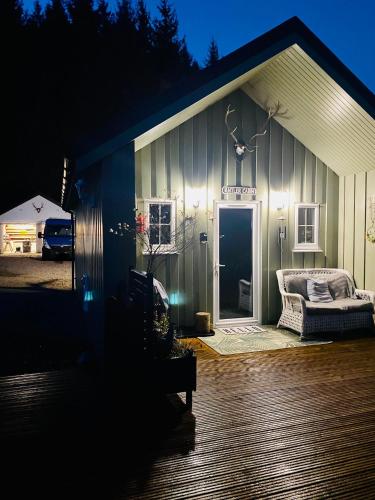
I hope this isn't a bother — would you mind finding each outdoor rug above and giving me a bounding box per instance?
[199,326,332,355]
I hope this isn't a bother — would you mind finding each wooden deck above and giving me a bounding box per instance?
[2,336,375,498]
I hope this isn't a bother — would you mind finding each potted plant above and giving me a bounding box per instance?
[149,309,196,409]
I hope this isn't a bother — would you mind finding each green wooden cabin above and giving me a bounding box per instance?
[63,17,375,355]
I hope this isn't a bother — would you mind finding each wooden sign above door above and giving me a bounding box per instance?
[221,186,256,195]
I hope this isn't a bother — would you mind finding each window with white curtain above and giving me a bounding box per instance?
[293,203,321,252]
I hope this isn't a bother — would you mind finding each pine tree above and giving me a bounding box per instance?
[0,0,24,32]
[153,0,179,49]
[116,0,135,29]
[153,0,180,75]
[2,0,26,210]
[135,0,153,53]
[112,0,138,98]
[205,38,219,67]
[152,0,196,86]
[43,0,70,68]
[27,1,45,29]
[67,0,98,40]
[114,0,137,53]
[96,0,112,37]
[180,36,199,72]
[45,0,69,30]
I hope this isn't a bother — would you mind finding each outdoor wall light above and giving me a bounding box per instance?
[185,186,206,210]
[271,191,289,210]
[277,216,287,241]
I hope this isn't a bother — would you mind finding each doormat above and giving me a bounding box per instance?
[199,326,331,355]
[221,326,266,334]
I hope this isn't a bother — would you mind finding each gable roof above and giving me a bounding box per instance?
[0,195,70,223]
[75,16,374,178]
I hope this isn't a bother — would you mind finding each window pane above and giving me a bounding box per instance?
[149,225,159,244]
[298,207,306,226]
[149,204,159,223]
[306,208,314,225]
[160,225,171,244]
[160,204,171,224]
[306,226,314,243]
[298,226,305,243]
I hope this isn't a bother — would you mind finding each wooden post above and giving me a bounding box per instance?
[195,312,210,333]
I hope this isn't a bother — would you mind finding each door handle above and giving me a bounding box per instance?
[214,263,226,275]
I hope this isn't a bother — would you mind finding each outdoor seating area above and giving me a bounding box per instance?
[276,268,375,339]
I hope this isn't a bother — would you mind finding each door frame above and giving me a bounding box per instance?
[213,200,262,327]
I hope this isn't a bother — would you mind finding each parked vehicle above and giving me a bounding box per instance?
[38,218,72,260]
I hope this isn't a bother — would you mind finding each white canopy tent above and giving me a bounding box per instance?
[0,195,70,254]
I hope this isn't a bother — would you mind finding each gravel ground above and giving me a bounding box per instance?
[0,254,72,289]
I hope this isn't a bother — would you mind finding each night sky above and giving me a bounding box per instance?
[23,0,375,92]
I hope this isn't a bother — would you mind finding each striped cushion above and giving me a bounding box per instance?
[284,275,309,299]
[307,279,333,303]
[326,273,350,299]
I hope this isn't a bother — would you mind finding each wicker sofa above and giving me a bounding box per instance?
[276,268,375,339]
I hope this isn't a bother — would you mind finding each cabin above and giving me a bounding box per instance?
[62,17,375,356]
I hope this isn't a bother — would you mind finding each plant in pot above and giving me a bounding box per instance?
[150,302,196,409]
[152,309,194,360]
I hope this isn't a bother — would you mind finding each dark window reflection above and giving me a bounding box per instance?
[148,202,172,245]
[149,225,159,244]
[219,208,253,320]
[149,204,159,223]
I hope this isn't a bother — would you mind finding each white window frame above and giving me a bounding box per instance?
[293,203,322,252]
[143,199,176,254]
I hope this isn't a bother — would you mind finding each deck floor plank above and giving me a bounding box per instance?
[2,336,375,498]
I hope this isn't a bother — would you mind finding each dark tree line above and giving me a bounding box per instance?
[1,0,219,212]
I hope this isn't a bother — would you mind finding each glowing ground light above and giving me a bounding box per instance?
[84,290,94,302]
[170,292,182,306]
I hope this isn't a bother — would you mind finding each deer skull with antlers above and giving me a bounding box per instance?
[32,202,44,214]
[225,101,287,161]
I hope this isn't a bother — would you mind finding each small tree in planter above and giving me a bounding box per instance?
[110,206,197,274]
[110,206,197,359]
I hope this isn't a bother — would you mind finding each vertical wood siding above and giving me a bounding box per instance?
[75,144,136,355]
[75,163,104,301]
[135,89,339,326]
[339,171,375,291]
[102,145,136,299]
[74,163,105,353]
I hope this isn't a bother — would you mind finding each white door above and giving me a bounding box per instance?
[213,201,261,326]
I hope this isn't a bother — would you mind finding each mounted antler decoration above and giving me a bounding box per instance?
[32,202,44,213]
[225,101,287,161]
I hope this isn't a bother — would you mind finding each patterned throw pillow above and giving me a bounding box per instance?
[307,279,333,303]
[284,276,309,300]
[327,274,350,300]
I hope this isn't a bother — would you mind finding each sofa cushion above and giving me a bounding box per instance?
[326,273,350,299]
[284,275,309,299]
[306,298,374,315]
[307,279,333,303]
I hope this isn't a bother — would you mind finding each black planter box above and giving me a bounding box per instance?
[148,353,196,409]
